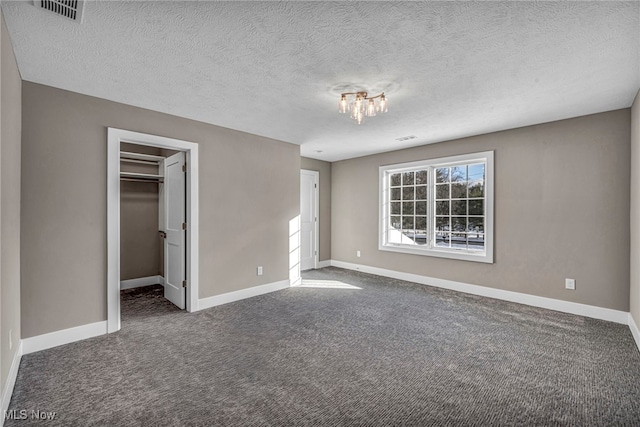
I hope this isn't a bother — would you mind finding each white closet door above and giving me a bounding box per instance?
[163,152,186,309]
[300,170,318,271]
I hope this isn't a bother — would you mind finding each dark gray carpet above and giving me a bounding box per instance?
[7,267,640,426]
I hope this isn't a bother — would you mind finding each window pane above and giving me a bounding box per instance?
[452,200,467,216]
[435,232,450,248]
[415,201,427,215]
[469,199,484,216]
[436,216,450,231]
[468,234,485,251]
[388,228,403,244]
[402,202,414,215]
[391,202,401,215]
[402,216,414,230]
[451,166,467,182]
[403,230,416,242]
[413,216,427,245]
[403,187,414,200]
[390,173,401,187]
[451,183,467,199]
[436,168,449,183]
[391,188,401,201]
[468,181,484,198]
[436,184,449,200]
[451,233,467,250]
[415,185,427,200]
[415,170,428,184]
[468,217,484,233]
[452,216,466,232]
[436,201,449,216]
[468,163,485,181]
[403,172,414,185]
[390,216,401,229]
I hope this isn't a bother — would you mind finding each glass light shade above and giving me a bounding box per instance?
[338,95,349,114]
[350,104,358,120]
[377,95,388,113]
[365,99,376,117]
[354,95,364,111]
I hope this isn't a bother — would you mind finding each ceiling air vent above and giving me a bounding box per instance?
[35,1,85,23]
[395,135,418,142]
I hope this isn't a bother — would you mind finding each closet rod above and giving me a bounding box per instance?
[120,177,163,184]
[120,158,159,165]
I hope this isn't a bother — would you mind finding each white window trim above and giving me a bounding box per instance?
[378,151,494,264]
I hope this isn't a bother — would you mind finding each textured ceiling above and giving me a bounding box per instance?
[2,1,639,161]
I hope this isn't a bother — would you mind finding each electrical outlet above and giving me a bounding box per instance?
[565,278,576,290]
[257,266,263,276]
[9,330,12,350]
[356,250,361,258]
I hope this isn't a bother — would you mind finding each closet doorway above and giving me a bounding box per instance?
[107,128,200,333]
[120,145,186,309]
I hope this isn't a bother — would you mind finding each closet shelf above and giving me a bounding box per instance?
[120,151,165,164]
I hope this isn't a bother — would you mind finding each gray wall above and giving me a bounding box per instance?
[1,11,21,388]
[120,143,162,281]
[21,82,299,338]
[301,157,331,262]
[332,110,631,311]
[631,90,640,324]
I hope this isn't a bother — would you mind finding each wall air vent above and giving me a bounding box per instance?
[395,135,418,142]
[35,1,85,23]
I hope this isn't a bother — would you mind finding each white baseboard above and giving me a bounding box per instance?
[317,260,331,269]
[22,321,108,355]
[330,260,628,324]
[629,313,640,352]
[1,340,23,424]
[120,275,164,290]
[198,279,290,311]
[290,277,302,287]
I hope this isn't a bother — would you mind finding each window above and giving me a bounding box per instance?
[379,151,494,263]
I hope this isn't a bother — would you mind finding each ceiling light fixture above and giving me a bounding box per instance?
[338,91,388,124]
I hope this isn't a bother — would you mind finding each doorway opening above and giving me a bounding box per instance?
[107,128,200,333]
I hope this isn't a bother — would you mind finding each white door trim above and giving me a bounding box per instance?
[107,128,200,333]
[300,169,319,270]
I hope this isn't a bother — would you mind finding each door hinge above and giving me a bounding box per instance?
[314,184,317,188]
[182,163,187,173]
[182,280,187,288]
[182,222,187,230]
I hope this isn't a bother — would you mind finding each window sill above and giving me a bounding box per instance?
[379,243,494,264]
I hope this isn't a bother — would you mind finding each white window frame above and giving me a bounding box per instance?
[378,151,494,263]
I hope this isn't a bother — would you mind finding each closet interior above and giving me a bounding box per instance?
[119,142,184,314]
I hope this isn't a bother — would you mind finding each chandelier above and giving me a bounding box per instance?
[338,91,388,124]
